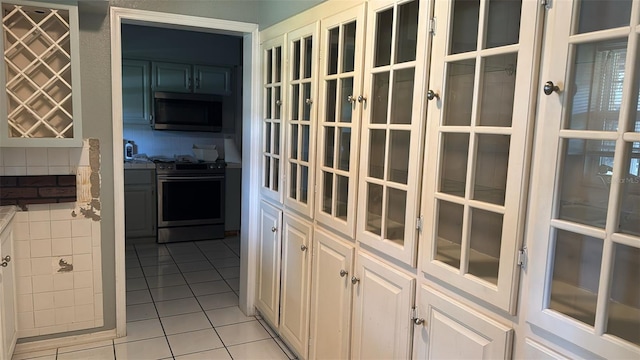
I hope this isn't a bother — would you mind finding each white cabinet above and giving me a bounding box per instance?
[309,228,354,359]
[256,201,282,327]
[414,286,513,359]
[152,61,231,95]
[0,1,83,147]
[350,251,415,359]
[279,213,312,358]
[122,59,151,125]
[525,0,640,358]
[124,169,156,240]
[0,220,16,360]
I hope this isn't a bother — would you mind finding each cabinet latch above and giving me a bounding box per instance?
[411,306,425,326]
[540,0,552,9]
[415,216,423,232]
[428,17,436,35]
[517,246,528,269]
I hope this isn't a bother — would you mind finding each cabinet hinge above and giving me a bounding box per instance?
[540,0,551,9]
[517,246,528,269]
[415,216,423,232]
[428,17,436,35]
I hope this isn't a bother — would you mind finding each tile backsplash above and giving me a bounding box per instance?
[0,140,104,338]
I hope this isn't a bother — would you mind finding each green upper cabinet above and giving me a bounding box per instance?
[122,59,151,125]
[152,61,232,95]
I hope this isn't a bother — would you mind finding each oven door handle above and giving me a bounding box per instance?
[158,176,224,181]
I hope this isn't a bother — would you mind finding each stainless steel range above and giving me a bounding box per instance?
[156,160,225,243]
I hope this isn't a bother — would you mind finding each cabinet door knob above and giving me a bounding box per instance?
[347,95,356,103]
[351,276,360,284]
[339,269,348,277]
[413,317,425,325]
[305,98,313,105]
[275,100,282,106]
[271,226,277,232]
[2,255,10,262]
[300,244,308,251]
[426,90,439,101]
[357,95,366,103]
[0,262,6,268]
[543,81,559,95]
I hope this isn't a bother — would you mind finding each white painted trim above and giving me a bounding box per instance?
[110,6,259,336]
[12,329,117,354]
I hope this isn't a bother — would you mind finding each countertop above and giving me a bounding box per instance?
[124,161,156,169]
[0,205,17,234]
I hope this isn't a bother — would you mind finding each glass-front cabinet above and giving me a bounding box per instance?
[284,23,318,218]
[315,5,366,238]
[356,0,431,265]
[420,0,540,313]
[527,0,640,357]
[261,37,285,203]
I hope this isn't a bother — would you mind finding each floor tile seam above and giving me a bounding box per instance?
[223,335,277,349]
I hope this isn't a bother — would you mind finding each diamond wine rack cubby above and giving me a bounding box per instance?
[1,1,82,146]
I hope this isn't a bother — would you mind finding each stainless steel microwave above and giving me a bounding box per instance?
[153,92,223,132]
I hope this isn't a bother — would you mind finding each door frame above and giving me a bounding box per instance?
[110,7,260,336]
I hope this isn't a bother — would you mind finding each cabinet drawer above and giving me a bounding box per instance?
[124,169,155,185]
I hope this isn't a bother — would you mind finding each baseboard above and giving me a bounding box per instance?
[13,329,117,355]
[224,230,240,236]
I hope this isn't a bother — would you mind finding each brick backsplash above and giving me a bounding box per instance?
[0,175,77,207]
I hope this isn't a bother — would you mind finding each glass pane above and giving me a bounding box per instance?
[386,188,406,243]
[372,72,390,124]
[342,22,356,73]
[265,122,272,152]
[435,200,464,269]
[291,84,300,121]
[374,8,393,67]
[390,68,415,124]
[275,87,281,119]
[273,159,279,191]
[557,139,610,228]
[450,0,479,54]
[273,122,280,155]
[338,127,351,171]
[366,183,383,236]
[444,60,476,126]
[340,77,354,123]
[479,53,517,127]
[473,134,510,205]
[550,229,603,326]
[264,156,270,187]
[369,129,386,179]
[440,133,470,197]
[395,0,419,63]
[388,130,410,184]
[303,82,311,121]
[301,166,309,204]
[468,208,502,284]
[293,40,301,80]
[275,47,282,82]
[290,164,297,200]
[566,39,627,131]
[619,141,640,236]
[326,80,337,123]
[328,27,339,75]
[635,55,640,132]
[324,127,335,168]
[576,0,632,34]
[266,49,272,84]
[486,0,521,49]
[304,37,313,79]
[266,88,272,119]
[336,175,348,220]
[290,125,298,159]
[301,125,310,162]
[607,243,640,345]
[323,172,333,214]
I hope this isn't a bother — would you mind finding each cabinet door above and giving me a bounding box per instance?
[279,213,312,358]
[309,228,354,360]
[152,62,192,93]
[256,201,283,328]
[284,23,318,218]
[0,225,16,360]
[420,0,540,313]
[122,59,151,125]
[261,37,286,203]
[351,251,415,359]
[0,1,83,147]
[315,4,366,238]
[124,169,156,239]
[414,286,513,359]
[356,0,431,265]
[526,0,640,358]
[193,65,231,95]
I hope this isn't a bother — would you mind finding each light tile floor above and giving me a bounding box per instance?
[13,237,296,360]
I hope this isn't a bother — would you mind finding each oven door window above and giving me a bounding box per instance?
[159,178,223,224]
